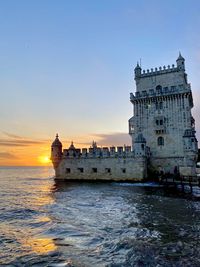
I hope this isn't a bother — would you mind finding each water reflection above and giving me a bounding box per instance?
[49,180,200,266]
[1,168,200,266]
[24,237,57,254]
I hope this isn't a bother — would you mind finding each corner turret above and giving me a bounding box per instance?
[51,134,63,169]
[134,62,141,79]
[176,52,185,71]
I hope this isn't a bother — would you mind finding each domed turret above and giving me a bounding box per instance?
[176,52,185,71]
[52,133,62,147]
[69,141,76,150]
[134,62,141,78]
[51,134,63,169]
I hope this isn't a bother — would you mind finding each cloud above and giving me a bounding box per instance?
[0,139,47,147]
[92,132,131,146]
[0,152,18,159]
[2,132,24,139]
[59,132,131,148]
[0,132,49,147]
[0,132,131,149]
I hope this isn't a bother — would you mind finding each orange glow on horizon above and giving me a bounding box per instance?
[0,132,131,166]
[38,155,51,165]
[0,143,52,166]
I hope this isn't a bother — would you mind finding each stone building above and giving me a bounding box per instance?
[51,54,198,180]
[129,53,198,174]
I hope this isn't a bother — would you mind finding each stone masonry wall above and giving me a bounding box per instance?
[56,156,147,181]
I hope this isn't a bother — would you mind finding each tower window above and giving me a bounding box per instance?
[121,168,126,173]
[141,144,145,150]
[156,85,162,94]
[92,168,97,173]
[78,168,84,173]
[105,168,111,173]
[66,168,71,173]
[157,136,164,146]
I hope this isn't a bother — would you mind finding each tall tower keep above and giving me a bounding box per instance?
[129,54,198,173]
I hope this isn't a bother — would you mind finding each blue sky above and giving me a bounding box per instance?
[0,0,200,164]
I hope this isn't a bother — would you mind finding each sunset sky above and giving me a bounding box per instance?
[1,0,200,166]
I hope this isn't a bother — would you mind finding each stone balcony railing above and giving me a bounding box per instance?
[130,84,191,101]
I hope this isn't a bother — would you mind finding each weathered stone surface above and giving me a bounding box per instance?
[56,156,147,181]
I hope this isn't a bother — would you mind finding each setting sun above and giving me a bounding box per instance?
[38,156,51,165]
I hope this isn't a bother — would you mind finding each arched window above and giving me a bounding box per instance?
[156,85,162,94]
[158,136,164,146]
[141,144,144,150]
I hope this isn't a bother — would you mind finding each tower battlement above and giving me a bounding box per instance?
[62,145,133,159]
[135,53,185,79]
[130,83,191,101]
[138,64,179,78]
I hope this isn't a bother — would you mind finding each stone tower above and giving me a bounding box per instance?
[129,53,198,174]
[51,134,62,169]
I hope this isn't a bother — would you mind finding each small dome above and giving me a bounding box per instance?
[69,141,76,150]
[176,52,185,61]
[52,134,62,147]
[135,133,146,143]
[134,62,141,70]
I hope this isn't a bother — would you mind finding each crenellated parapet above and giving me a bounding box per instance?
[136,64,180,79]
[135,53,185,80]
[62,144,133,159]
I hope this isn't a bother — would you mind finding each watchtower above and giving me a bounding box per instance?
[129,54,198,173]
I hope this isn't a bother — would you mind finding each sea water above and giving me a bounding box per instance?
[0,166,200,266]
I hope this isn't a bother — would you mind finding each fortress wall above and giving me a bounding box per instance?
[56,157,147,181]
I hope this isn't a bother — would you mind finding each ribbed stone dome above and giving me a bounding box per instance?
[177,52,185,61]
[51,134,62,147]
[68,141,76,150]
[134,62,141,70]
